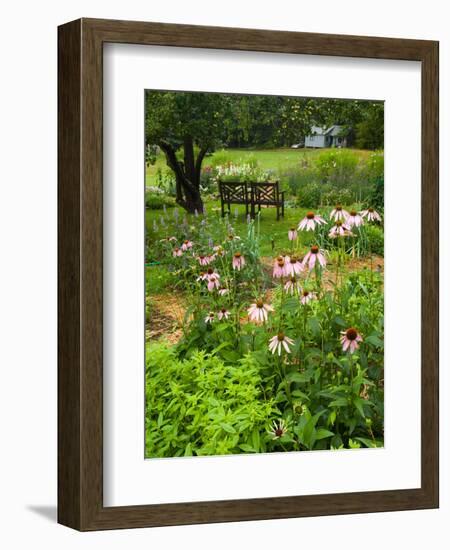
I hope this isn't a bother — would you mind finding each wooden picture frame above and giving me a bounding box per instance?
[58,18,439,531]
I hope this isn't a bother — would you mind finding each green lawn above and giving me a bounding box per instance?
[145,147,371,187]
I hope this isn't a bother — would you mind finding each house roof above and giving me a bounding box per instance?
[308,125,344,136]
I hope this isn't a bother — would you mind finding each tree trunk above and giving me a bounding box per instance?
[159,138,207,214]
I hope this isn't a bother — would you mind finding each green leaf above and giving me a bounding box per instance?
[157,412,164,428]
[239,444,256,453]
[314,428,334,440]
[354,437,384,448]
[286,372,309,384]
[307,317,321,337]
[353,397,366,418]
[252,428,261,451]
[220,423,236,434]
[329,397,348,407]
[365,334,384,348]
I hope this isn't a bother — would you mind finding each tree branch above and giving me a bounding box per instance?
[194,146,208,187]
[159,140,197,195]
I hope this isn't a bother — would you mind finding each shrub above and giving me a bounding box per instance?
[320,187,354,206]
[295,182,322,208]
[314,149,359,185]
[366,176,384,212]
[145,192,176,210]
[145,344,279,457]
[365,224,384,256]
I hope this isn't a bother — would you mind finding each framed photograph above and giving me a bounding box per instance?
[58,18,439,531]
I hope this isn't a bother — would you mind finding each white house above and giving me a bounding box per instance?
[304,125,348,148]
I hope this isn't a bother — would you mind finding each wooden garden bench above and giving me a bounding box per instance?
[218,180,285,220]
[218,181,252,218]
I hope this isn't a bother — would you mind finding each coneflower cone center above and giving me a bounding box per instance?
[303,291,309,297]
[277,332,285,341]
[346,328,358,340]
[275,428,284,437]
[306,211,315,219]
[350,210,357,216]
[335,205,342,211]
[207,268,214,274]
[368,207,374,213]
[256,299,264,308]
[311,245,319,254]
[234,252,241,258]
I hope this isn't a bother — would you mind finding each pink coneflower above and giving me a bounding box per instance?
[288,227,298,241]
[181,239,193,251]
[284,276,301,295]
[197,254,212,266]
[346,210,364,228]
[206,267,220,281]
[302,245,327,270]
[340,327,363,353]
[218,288,229,296]
[360,207,382,222]
[273,256,288,278]
[285,255,304,276]
[329,220,353,238]
[248,299,274,323]
[268,419,288,440]
[207,276,220,292]
[217,308,230,321]
[330,205,350,221]
[213,245,225,256]
[172,247,183,257]
[196,272,207,282]
[298,211,327,231]
[232,252,245,270]
[205,312,215,324]
[269,332,294,355]
[300,290,316,305]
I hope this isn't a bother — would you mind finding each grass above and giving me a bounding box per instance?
[145,147,372,187]
[145,199,367,257]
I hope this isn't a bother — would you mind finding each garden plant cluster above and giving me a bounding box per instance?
[145,189,384,458]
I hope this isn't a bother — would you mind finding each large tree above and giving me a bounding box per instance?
[145,91,227,214]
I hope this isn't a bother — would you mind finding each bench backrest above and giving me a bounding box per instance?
[218,180,281,205]
[218,181,249,203]
[252,181,280,204]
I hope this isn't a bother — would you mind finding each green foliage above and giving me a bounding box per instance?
[145,192,176,210]
[295,182,322,208]
[145,91,226,151]
[367,176,384,212]
[364,224,384,255]
[145,344,279,457]
[355,104,384,149]
[314,149,359,184]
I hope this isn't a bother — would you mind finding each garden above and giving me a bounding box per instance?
[145,144,385,458]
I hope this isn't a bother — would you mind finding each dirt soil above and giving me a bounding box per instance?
[146,293,187,344]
